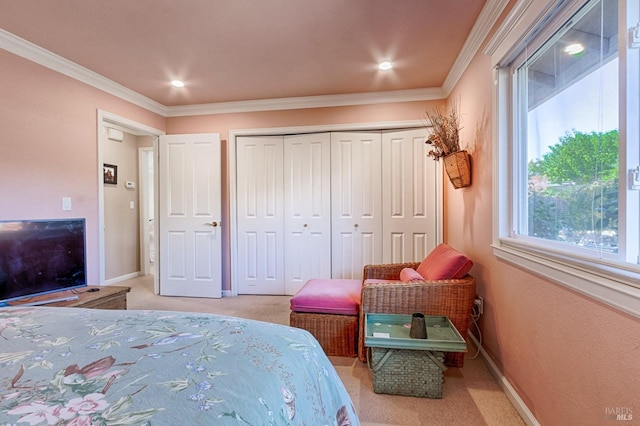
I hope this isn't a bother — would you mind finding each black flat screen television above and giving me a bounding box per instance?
[0,218,87,305]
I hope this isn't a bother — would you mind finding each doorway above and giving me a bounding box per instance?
[97,110,164,293]
[139,147,155,276]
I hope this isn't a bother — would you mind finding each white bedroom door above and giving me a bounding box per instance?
[236,136,285,295]
[283,133,332,295]
[158,133,222,298]
[381,128,438,263]
[331,132,383,279]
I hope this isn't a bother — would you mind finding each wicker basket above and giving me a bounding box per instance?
[443,150,471,189]
[290,311,358,357]
[368,348,446,398]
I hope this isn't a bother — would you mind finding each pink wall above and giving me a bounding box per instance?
[446,30,640,426]
[166,102,441,139]
[0,50,165,284]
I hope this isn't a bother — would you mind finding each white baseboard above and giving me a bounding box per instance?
[222,290,233,297]
[104,271,142,285]
[467,332,540,426]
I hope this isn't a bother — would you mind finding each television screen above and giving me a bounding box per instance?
[0,218,87,304]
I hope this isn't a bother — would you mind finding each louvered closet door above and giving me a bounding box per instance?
[283,133,332,295]
[236,136,285,294]
[331,132,383,279]
[382,129,438,263]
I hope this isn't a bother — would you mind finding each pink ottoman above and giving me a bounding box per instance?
[290,279,362,357]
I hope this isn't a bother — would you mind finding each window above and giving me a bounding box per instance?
[519,2,619,254]
[488,0,640,316]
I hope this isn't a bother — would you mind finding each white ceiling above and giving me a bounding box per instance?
[0,0,491,110]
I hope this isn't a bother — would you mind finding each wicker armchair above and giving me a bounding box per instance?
[358,262,476,368]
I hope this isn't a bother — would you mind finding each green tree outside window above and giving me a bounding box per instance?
[527,130,619,251]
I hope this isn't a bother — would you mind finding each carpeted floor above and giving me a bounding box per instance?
[120,275,525,426]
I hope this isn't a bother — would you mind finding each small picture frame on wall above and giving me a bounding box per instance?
[103,163,118,185]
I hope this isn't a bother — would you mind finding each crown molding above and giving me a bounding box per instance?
[442,0,511,94]
[484,0,534,58]
[0,28,167,116]
[164,87,447,117]
[484,0,567,67]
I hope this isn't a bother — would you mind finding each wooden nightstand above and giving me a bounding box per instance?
[11,286,131,310]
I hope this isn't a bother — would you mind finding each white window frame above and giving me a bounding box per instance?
[485,0,640,318]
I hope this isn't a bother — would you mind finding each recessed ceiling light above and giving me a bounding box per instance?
[564,43,585,56]
[378,61,393,71]
[171,80,185,88]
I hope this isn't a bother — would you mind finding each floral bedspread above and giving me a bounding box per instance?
[0,307,359,425]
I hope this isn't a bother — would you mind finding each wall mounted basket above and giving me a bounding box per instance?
[443,150,471,189]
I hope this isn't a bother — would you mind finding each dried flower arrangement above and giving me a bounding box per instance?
[423,101,471,188]
[424,101,462,161]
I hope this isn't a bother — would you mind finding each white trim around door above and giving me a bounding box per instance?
[97,110,165,292]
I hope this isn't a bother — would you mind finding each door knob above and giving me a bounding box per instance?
[207,221,220,227]
[354,223,359,228]
[303,224,308,228]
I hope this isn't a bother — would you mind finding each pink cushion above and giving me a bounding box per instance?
[399,268,424,282]
[290,279,362,315]
[416,243,473,280]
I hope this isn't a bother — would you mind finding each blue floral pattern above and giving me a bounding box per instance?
[0,307,359,425]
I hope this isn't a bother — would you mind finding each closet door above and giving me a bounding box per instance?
[331,132,383,279]
[236,136,285,294]
[382,129,438,263]
[284,133,332,294]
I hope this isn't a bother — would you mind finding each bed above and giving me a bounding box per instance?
[0,307,359,425]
